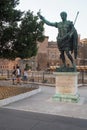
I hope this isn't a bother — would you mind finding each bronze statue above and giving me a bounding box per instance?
[38,11,78,72]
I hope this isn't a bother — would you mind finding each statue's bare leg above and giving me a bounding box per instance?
[60,51,66,67]
[65,50,76,71]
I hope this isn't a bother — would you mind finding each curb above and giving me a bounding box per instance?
[0,87,41,107]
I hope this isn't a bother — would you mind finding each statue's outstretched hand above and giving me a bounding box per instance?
[37,10,44,20]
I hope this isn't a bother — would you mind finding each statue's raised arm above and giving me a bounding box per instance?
[37,10,57,27]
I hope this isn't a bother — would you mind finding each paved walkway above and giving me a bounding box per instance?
[2,82,87,119]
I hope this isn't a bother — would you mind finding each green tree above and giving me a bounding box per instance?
[0,0,23,59]
[0,1,45,59]
[14,10,45,59]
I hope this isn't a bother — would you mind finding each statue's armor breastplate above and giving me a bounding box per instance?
[58,21,71,37]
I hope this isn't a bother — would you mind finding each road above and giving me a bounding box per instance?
[0,108,87,130]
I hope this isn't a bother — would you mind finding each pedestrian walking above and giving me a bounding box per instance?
[12,66,16,85]
[22,68,28,84]
[16,66,21,84]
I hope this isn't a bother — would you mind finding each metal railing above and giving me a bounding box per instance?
[0,70,87,85]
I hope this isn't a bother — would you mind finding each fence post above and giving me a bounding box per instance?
[31,71,34,82]
[1,70,3,76]
[7,70,9,78]
[38,71,39,82]
[82,70,84,85]
[42,72,45,82]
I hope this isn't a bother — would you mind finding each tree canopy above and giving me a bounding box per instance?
[0,0,23,59]
[14,10,45,59]
[0,0,45,59]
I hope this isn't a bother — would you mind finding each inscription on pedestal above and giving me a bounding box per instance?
[55,73,78,94]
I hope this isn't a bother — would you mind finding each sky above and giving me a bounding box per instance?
[17,0,87,41]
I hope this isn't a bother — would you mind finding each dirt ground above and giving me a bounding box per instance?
[0,86,36,100]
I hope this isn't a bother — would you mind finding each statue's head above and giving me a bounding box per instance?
[60,11,67,21]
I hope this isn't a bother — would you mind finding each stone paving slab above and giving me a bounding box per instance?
[3,85,87,119]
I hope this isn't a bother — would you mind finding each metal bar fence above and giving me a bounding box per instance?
[0,70,87,85]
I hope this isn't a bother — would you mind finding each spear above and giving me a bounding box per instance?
[73,11,79,25]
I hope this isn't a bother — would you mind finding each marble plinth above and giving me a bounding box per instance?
[53,72,80,103]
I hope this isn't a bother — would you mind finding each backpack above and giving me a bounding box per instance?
[12,70,16,75]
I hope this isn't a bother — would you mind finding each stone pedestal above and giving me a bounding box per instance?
[53,72,80,103]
